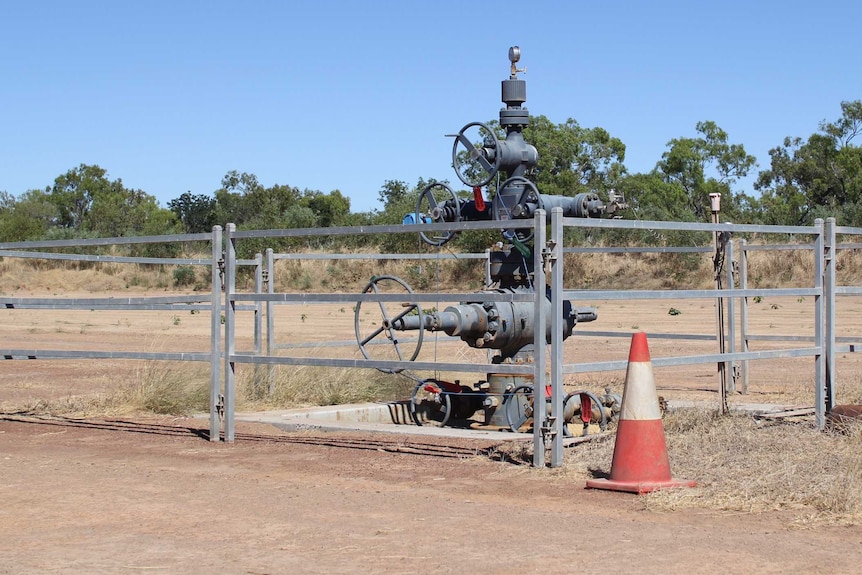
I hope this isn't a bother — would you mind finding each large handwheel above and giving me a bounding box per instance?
[409,379,452,427]
[354,275,424,373]
[503,384,545,433]
[451,122,500,187]
[416,182,461,247]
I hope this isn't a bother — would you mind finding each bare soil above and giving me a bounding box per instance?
[2,290,862,573]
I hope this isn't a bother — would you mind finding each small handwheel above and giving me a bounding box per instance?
[503,384,542,433]
[506,176,542,219]
[563,390,608,436]
[416,182,461,247]
[354,275,424,373]
[493,176,540,243]
[409,380,453,427]
[451,122,500,187]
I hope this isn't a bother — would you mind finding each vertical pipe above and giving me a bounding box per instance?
[549,208,564,468]
[710,194,727,413]
[532,210,547,468]
[266,248,275,396]
[813,219,825,430]
[824,217,836,413]
[484,248,492,287]
[223,223,237,442]
[725,239,736,393]
[252,252,263,398]
[209,225,223,442]
[739,239,749,394]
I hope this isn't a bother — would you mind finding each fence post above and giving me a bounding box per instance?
[824,217,836,413]
[252,252,264,397]
[209,225,223,442]
[533,209,547,468]
[549,208,564,468]
[223,223,237,442]
[813,219,826,430]
[266,248,275,396]
[725,238,736,393]
[738,239,749,394]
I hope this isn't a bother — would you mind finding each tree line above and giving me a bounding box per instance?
[1,100,859,246]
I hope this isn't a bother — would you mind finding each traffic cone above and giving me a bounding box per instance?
[586,332,695,494]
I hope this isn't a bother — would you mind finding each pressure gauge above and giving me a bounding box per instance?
[508,46,520,63]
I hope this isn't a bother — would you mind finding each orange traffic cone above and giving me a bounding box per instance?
[586,332,695,494]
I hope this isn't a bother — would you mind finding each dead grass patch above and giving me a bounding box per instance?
[551,407,862,526]
[235,364,414,409]
[7,361,209,417]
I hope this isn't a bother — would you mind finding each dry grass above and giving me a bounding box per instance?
[546,407,862,526]
[0,257,203,293]
[9,361,211,417]
[235,364,414,409]
[2,245,861,295]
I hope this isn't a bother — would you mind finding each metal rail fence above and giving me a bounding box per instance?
[0,229,225,441]
[2,213,858,467]
[221,213,857,467]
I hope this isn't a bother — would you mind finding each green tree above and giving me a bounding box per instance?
[168,191,217,233]
[301,189,351,227]
[377,179,412,211]
[213,171,268,226]
[49,164,115,230]
[523,115,627,199]
[0,189,56,242]
[656,121,757,221]
[755,100,862,225]
[48,164,177,238]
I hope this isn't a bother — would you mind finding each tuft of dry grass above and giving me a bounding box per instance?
[7,361,211,417]
[235,364,414,409]
[561,407,862,526]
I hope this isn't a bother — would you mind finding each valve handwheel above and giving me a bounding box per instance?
[451,122,501,187]
[563,390,608,434]
[416,182,461,247]
[409,379,453,427]
[503,384,542,433]
[492,175,540,244]
[354,275,424,373]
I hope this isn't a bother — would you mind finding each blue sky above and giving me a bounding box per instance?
[2,0,859,214]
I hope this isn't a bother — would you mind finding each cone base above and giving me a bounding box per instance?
[586,477,696,494]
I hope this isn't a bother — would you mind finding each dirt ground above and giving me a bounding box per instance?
[2,290,862,573]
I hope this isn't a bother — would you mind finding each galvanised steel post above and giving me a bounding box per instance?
[532,209,547,468]
[824,217,836,413]
[223,223,237,442]
[266,248,275,396]
[550,207,564,467]
[813,219,825,430]
[739,239,750,394]
[209,225,223,442]
[726,239,736,393]
[252,252,263,397]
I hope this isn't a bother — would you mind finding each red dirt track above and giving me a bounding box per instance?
[2,292,862,573]
[2,415,861,574]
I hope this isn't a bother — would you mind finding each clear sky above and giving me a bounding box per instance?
[2,0,859,214]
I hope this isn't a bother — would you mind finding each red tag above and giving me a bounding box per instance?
[580,393,592,424]
[473,186,486,212]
